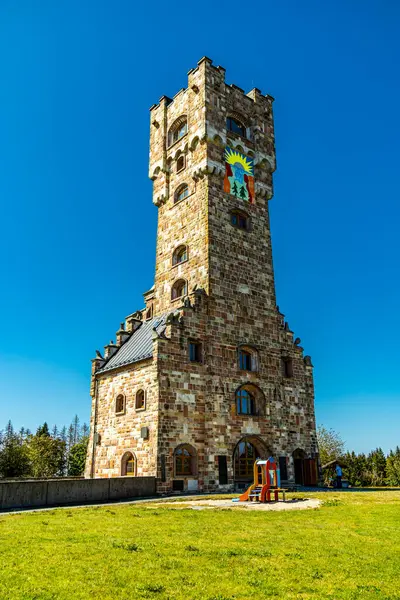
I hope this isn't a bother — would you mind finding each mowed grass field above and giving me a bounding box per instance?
[1,492,400,600]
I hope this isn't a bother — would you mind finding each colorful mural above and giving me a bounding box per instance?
[224,146,254,203]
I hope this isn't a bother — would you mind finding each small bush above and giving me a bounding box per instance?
[138,583,165,594]
[112,540,141,552]
[184,545,200,552]
[323,499,341,507]
[285,552,303,559]
[312,571,324,580]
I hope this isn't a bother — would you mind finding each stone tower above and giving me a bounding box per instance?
[85,57,318,492]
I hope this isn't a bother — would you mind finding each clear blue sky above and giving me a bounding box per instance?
[0,0,399,453]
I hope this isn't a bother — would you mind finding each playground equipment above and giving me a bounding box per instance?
[239,457,287,503]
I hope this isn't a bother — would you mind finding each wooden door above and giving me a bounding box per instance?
[303,459,317,486]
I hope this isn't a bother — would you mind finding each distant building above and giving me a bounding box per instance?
[85,57,318,492]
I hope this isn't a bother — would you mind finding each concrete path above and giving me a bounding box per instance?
[1,495,321,515]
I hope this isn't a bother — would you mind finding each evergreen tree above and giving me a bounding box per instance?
[0,422,31,478]
[386,447,400,486]
[81,423,89,438]
[367,448,387,486]
[5,420,14,441]
[67,424,75,452]
[343,451,369,487]
[36,422,50,437]
[72,415,80,444]
[52,424,58,438]
[59,426,67,443]
[232,181,239,196]
[59,426,68,476]
[67,437,89,476]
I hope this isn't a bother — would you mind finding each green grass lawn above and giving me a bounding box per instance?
[1,492,400,600]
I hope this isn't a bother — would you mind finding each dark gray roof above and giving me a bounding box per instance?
[97,314,167,374]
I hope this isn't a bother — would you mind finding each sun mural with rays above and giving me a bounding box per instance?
[224,146,255,203]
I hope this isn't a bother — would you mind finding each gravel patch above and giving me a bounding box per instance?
[151,498,321,511]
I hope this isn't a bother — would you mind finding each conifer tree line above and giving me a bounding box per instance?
[0,416,89,479]
[317,425,400,486]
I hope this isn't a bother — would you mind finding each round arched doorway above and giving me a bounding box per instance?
[233,436,270,485]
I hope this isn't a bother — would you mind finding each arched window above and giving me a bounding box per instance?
[115,394,125,415]
[235,384,265,417]
[176,155,185,172]
[145,305,153,320]
[230,210,249,230]
[171,279,187,300]
[174,184,189,203]
[174,444,197,476]
[227,116,246,137]
[121,452,136,476]
[236,388,256,415]
[172,245,188,266]
[238,346,259,371]
[168,116,187,146]
[136,389,145,410]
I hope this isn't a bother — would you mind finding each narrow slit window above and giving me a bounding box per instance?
[177,155,185,172]
[115,394,125,414]
[282,358,294,378]
[136,389,145,410]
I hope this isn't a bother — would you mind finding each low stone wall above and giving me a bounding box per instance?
[0,477,156,511]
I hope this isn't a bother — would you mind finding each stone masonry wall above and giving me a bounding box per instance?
[155,295,317,493]
[150,61,211,315]
[85,359,158,479]
[151,58,317,492]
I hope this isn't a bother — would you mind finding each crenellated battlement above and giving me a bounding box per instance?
[150,57,273,114]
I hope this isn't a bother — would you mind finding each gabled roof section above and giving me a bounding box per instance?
[96,314,167,374]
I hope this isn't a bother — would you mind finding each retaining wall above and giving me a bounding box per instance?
[0,477,156,510]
